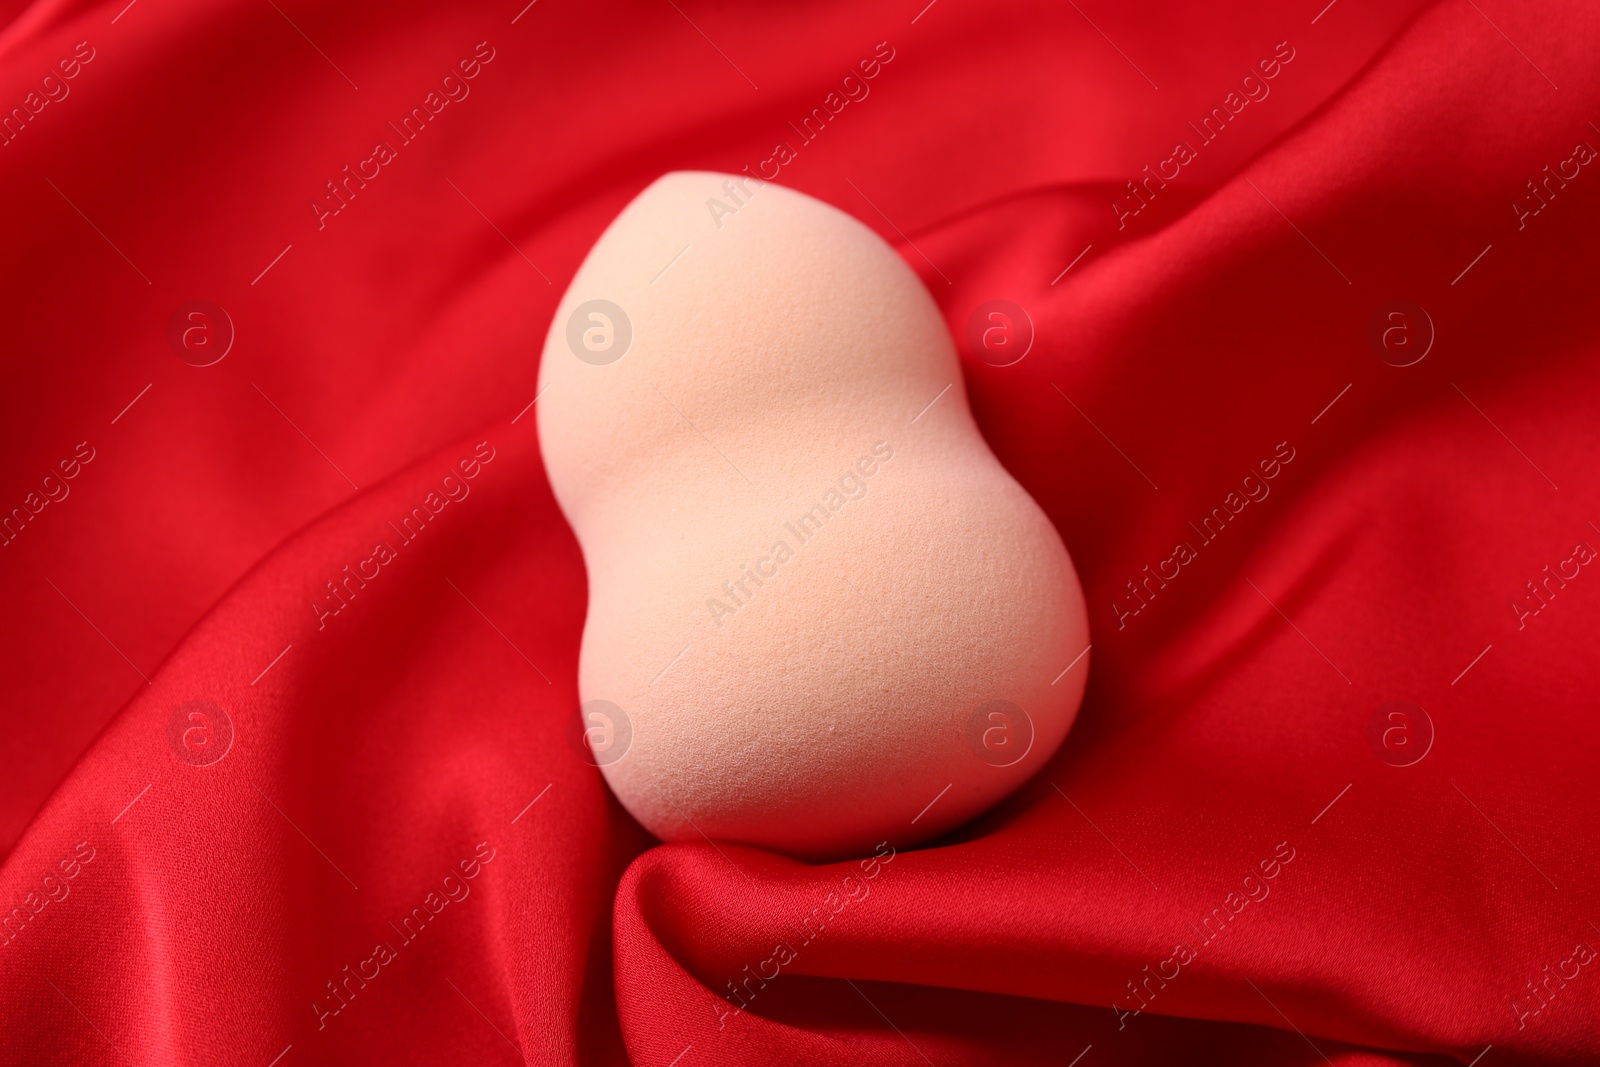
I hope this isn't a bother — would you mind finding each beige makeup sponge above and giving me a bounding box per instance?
[537,172,1088,860]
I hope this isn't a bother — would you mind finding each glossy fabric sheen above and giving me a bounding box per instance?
[1,0,1596,1064]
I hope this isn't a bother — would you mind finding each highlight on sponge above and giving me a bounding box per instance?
[537,171,1089,860]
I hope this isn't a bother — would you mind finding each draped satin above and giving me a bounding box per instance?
[2,0,1596,1063]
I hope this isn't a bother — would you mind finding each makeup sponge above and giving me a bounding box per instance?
[537,172,1089,859]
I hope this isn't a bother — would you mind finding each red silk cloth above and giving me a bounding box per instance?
[2,0,1597,1063]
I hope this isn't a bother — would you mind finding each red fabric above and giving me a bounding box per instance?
[2,0,1597,1063]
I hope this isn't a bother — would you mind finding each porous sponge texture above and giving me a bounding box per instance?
[537,172,1089,859]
